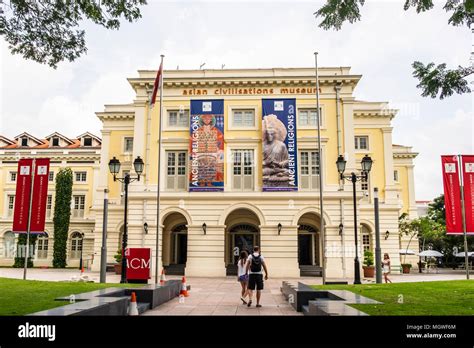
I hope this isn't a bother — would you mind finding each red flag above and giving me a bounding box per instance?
[441,155,463,234]
[12,159,33,233]
[150,61,163,107]
[461,155,474,234]
[30,158,50,233]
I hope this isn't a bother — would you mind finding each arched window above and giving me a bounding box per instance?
[37,233,49,259]
[70,232,83,259]
[3,231,15,258]
[361,225,372,253]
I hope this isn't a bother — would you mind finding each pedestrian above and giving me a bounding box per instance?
[245,246,269,308]
[237,250,249,304]
[383,253,392,283]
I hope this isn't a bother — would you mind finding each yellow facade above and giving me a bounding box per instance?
[0,67,418,278]
[89,67,419,279]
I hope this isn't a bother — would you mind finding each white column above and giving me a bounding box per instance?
[407,165,418,219]
[260,226,299,278]
[185,225,226,277]
[341,98,356,170]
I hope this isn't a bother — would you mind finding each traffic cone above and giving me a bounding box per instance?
[180,276,189,297]
[160,268,167,286]
[129,292,139,316]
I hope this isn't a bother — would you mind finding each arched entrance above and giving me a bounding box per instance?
[297,213,321,276]
[162,213,188,275]
[224,208,261,275]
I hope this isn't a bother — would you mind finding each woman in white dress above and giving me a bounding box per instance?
[237,250,249,304]
[383,253,392,283]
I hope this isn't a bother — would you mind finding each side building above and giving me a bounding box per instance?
[0,132,101,267]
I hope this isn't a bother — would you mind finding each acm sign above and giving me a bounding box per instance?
[125,248,151,283]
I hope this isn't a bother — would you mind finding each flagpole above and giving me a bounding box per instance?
[314,52,326,285]
[23,159,35,280]
[155,55,165,284]
[458,154,470,280]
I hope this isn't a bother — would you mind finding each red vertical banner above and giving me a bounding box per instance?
[461,155,474,234]
[441,155,463,234]
[30,158,50,233]
[12,159,33,233]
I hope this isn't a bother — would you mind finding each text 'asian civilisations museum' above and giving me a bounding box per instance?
[0,67,419,278]
[90,66,419,278]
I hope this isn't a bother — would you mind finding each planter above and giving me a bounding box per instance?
[363,266,375,278]
[402,264,411,274]
[114,264,122,275]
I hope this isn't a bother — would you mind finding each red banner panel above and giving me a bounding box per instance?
[12,159,33,233]
[30,158,50,233]
[461,155,474,234]
[125,248,151,281]
[442,155,463,234]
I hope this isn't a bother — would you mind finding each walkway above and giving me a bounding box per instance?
[142,277,303,316]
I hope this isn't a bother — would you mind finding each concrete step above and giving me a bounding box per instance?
[164,264,185,275]
[137,302,150,315]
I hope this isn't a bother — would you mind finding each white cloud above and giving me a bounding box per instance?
[0,0,471,200]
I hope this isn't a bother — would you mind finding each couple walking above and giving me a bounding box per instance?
[237,246,269,307]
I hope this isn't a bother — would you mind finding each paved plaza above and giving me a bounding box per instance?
[0,268,470,316]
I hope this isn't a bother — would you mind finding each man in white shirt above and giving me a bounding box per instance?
[245,246,269,308]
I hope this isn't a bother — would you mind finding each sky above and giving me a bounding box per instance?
[0,0,472,200]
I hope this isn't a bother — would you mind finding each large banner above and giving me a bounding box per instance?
[461,155,474,234]
[189,99,224,192]
[441,155,463,234]
[12,159,33,233]
[262,99,298,191]
[30,158,50,233]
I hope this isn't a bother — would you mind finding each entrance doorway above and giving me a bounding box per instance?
[173,231,188,265]
[298,234,312,265]
[162,213,188,275]
[227,224,259,275]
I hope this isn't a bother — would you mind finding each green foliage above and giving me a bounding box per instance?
[313,0,366,30]
[412,62,473,99]
[13,234,37,268]
[401,263,412,268]
[314,0,474,99]
[114,249,123,264]
[52,168,73,268]
[363,250,374,267]
[420,194,474,266]
[0,0,147,68]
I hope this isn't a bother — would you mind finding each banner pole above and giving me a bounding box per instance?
[458,155,470,280]
[314,52,326,284]
[23,159,35,280]
[155,54,164,284]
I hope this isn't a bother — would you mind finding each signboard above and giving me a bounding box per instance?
[125,248,151,281]
[189,99,224,192]
[12,159,33,233]
[30,158,50,233]
[461,155,474,234]
[262,99,298,191]
[441,155,463,234]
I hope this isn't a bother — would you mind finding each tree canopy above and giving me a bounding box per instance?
[0,0,147,68]
[314,0,474,99]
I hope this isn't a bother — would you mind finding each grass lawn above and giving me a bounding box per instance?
[312,280,474,315]
[0,277,142,316]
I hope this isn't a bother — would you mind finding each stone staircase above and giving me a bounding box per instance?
[164,264,185,275]
[299,265,323,277]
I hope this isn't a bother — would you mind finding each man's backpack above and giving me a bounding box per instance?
[250,254,262,273]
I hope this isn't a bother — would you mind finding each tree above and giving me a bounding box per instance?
[314,0,474,99]
[52,168,73,268]
[0,0,147,68]
[13,233,37,268]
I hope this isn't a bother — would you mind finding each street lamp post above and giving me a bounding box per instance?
[336,154,373,285]
[79,232,85,271]
[108,156,145,283]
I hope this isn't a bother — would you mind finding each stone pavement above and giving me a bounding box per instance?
[142,277,304,316]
